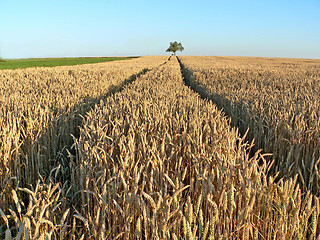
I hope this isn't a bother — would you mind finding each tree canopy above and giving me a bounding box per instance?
[166,41,184,56]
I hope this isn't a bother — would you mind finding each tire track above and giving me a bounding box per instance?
[177,56,269,161]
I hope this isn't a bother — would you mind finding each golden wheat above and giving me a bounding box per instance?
[1,56,320,239]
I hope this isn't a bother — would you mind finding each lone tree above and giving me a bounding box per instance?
[166,41,184,56]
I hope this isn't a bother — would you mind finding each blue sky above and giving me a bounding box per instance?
[0,0,319,59]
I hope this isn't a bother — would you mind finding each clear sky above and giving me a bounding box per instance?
[0,0,319,59]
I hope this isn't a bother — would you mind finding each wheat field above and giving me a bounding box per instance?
[178,56,320,195]
[1,56,320,239]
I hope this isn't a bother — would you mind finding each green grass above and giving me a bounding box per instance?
[0,57,136,70]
